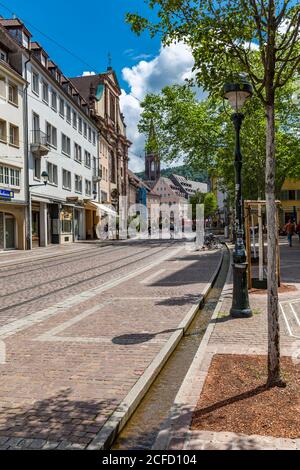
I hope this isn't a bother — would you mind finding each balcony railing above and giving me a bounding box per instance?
[92,168,102,182]
[32,130,48,145]
[30,130,49,157]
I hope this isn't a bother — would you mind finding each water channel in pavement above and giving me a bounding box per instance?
[113,248,230,450]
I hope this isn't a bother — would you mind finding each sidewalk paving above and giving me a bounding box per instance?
[157,240,300,451]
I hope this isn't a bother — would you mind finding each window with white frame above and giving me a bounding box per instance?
[4,166,9,184]
[62,133,71,156]
[93,131,96,145]
[72,111,77,129]
[51,90,57,111]
[46,122,57,148]
[0,75,5,98]
[74,143,82,163]
[32,70,39,95]
[0,119,6,142]
[83,122,87,138]
[75,174,82,193]
[8,82,18,105]
[46,161,58,185]
[88,126,92,142]
[84,150,91,168]
[9,124,19,147]
[0,165,20,187]
[62,169,71,190]
[59,97,64,117]
[85,179,91,196]
[78,117,82,134]
[10,167,20,186]
[66,104,71,123]
[42,81,49,103]
[34,157,41,179]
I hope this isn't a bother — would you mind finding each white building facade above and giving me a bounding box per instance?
[0,24,26,250]
[0,18,100,248]
[26,52,99,246]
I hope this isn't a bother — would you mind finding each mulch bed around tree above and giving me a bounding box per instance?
[191,355,300,439]
[250,284,297,295]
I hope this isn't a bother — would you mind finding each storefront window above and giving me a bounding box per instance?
[0,212,4,250]
[0,212,16,250]
[61,207,73,234]
[61,220,72,233]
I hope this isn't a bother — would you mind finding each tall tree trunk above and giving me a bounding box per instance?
[265,100,284,387]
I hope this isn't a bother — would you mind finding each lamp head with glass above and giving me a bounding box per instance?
[223,80,253,112]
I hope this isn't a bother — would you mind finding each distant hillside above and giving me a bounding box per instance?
[136,165,208,183]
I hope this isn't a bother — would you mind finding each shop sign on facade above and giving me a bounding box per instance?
[0,189,14,200]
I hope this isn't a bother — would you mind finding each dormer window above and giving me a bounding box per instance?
[23,33,29,49]
[41,54,46,67]
[8,29,22,45]
[0,50,7,62]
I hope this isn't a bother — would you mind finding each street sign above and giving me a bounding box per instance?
[0,189,14,199]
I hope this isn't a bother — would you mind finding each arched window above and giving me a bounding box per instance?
[110,151,116,184]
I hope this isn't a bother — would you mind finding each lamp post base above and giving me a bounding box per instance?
[230,262,253,318]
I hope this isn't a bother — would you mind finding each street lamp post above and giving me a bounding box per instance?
[223,80,253,318]
[28,171,49,250]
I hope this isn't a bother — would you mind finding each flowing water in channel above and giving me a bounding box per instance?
[113,248,230,450]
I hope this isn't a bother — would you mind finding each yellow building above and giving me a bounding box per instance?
[280,178,300,225]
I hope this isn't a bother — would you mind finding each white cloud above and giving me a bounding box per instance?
[82,71,96,76]
[120,42,195,173]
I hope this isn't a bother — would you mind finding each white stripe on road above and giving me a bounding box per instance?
[0,246,183,340]
[34,299,168,345]
[280,301,300,339]
[140,269,166,285]
[290,302,300,327]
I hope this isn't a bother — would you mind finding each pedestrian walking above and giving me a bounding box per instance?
[284,219,295,247]
[296,222,300,243]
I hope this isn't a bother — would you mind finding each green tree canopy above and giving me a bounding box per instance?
[139,83,300,203]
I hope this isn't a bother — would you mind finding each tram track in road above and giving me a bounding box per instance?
[0,243,125,276]
[0,244,105,270]
[0,241,179,314]
[0,244,135,279]
[0,242,173,296]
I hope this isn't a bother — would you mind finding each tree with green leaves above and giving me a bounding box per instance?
[127,0,300,387]
[190,191,218,220]
[204,192,218,219]
[138,83,300,203]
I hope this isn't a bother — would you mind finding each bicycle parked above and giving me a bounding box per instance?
[203,233,223,250]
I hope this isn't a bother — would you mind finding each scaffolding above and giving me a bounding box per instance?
[244,200,281,290]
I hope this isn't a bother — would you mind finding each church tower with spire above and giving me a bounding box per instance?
[144,121,160,186]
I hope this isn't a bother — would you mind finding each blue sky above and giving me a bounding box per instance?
[0,0,160,92]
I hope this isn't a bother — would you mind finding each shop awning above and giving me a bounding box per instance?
[87,201,118,216]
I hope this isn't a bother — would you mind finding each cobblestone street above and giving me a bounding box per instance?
[0,240,222,449]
